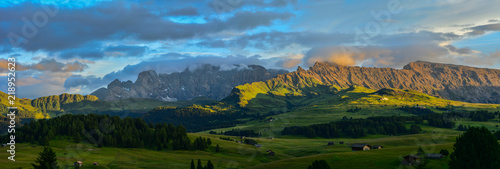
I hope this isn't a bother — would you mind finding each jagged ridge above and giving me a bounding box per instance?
[91,64,288,101]
[226,61,500,107]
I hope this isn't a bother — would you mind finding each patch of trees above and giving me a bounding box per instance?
[307,160,331,169]
[282,116,414,138]
[425,113,455,128]
[469,110,496,121]
[192,137,212,151]
[449,127,500,169]
[346,106,361,112]
[457,124,471,131]
[399,105,435,115]
[282,114,453,138]
[141,105,253,132]
[244,138,258,145]
[1,114,195,150]
[191,159,214,169]
[222,129,260,137]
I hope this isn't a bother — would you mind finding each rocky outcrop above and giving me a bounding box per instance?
[91,64,288,101]
[228,61,500,105]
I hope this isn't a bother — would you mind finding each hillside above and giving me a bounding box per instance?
[91,64,288,101]
[224,61,500,108]
[31,93,99,112]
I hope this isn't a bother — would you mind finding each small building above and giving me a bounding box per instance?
[74,161,83,167]
[402,155,421,165]
[93,162,99,166]
[255,144,262,148]
[339,141,344,144]
[372,145,383,149]
[266,150,275,156]
[415,106,426,109]
[327,142,335,146]
[351,144,371,151]
[1,144,7,147]
[426,154,443,159]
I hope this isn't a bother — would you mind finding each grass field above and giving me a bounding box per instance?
[0,125,488,169]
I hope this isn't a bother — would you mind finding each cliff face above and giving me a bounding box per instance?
[91,64,289,101]
[227,61,500,106]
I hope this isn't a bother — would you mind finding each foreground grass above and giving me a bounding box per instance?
[0,128,466,169]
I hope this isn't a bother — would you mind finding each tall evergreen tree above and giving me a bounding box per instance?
[307,160,331,169]
[216,144,220,152]
[197,159,203,169]
[449,126,500,169]
[206,160,214,169]
[415,146,429,169]
[191,159,195,169]
[31,146,59,169]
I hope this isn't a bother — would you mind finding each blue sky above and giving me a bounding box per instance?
[1,0,500,98]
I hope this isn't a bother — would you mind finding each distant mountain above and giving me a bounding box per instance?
[224,61,500,107]
[91,64,288,101]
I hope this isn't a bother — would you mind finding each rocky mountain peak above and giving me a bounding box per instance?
[91,64,288,101]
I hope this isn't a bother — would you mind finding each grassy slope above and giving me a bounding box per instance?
[207,86,499,135]
[2,126,487,169]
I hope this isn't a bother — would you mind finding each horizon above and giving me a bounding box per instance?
[1,0,500,98]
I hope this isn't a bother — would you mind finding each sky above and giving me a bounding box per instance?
[1,0,500,99]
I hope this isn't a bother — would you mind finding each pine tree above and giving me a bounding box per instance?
[197,159,203,169]
[216,144,220,152]
[415,146,429,169]
[206,160,214,169]
[191,159,195,169]
[31,146,59,169]
[440,149,450,156]
[307,160,331,169]
[449,126,500,169]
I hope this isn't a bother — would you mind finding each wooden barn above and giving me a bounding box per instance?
[351,144,371,151]
[372,145,383,149]
[402,155,421,165]
[327,142,335,146]
[74,161,83,167]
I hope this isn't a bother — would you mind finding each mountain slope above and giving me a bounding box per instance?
[91,64,288,101]
[224,61,500,108]
[31,93,99,112]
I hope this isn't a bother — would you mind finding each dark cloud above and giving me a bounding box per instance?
[444,45,473,55]
[0,1,293,55]
[197,31,353,50]
[166,7,199,16]
[466,23,500,36]
[488,19,499,23]
[104,45,148,57]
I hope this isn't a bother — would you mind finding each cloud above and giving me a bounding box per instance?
[166,7,199,16]
[0,1,293,55]
[444,45,473,55]
[104,45,148,57]
[466,23,500,36]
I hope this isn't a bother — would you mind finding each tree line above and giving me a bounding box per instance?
[0,114,198,150]
[141,105,255,132]
[282,114,453,138]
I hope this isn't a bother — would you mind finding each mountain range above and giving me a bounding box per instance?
[91,64,288,101]
[225,61,500,108]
